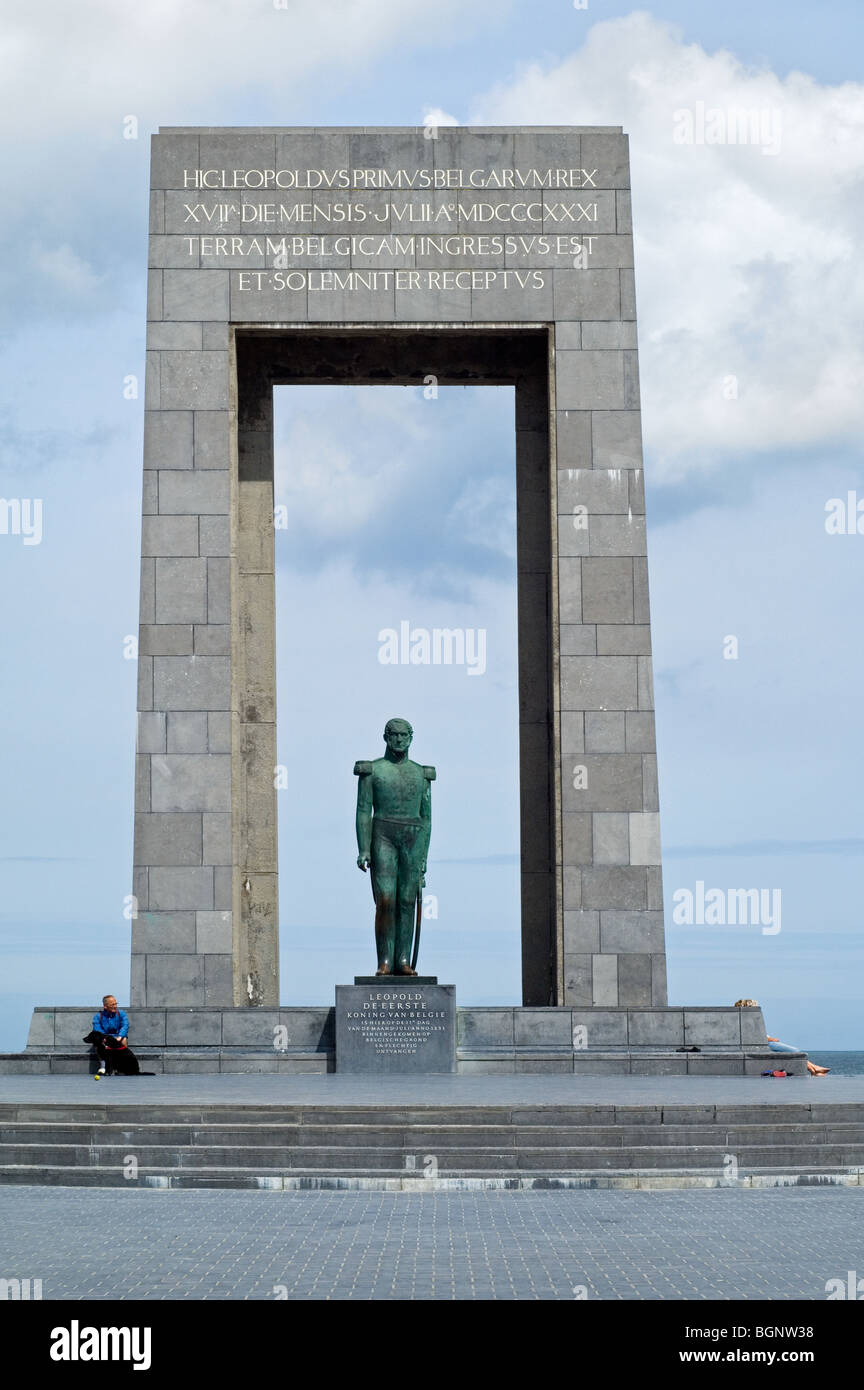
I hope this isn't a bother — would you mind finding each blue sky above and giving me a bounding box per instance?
[0,0,862,1050]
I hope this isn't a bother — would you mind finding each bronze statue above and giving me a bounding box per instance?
[355,718,435,976]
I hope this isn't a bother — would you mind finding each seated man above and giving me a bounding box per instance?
[83,994,139,1076]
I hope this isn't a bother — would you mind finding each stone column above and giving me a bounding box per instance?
[131,131,279,1006]
[552,131,667,1007]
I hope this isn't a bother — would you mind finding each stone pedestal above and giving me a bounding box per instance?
[335,983,456,1074]
[7,1003,799,1075]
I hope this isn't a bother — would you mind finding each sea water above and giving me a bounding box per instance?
[807,1052,864,1076]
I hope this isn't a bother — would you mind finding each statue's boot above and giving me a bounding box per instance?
[374,897,395,977]
[394,895,416,975]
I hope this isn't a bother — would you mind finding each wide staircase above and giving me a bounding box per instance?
[2,1097,864,1188]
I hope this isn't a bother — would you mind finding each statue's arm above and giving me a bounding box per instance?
[419,765,435,873]
[354,761,373,870]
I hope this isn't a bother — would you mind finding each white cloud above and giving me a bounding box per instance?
[473,13,864,476]
[276,416,406,536]
[31,244,103,299]
[423,107,460,128]
[446,477,516,559]
[0,0,495,135]
[273,384,516,572]
[0,0,499,310]
[274,387,433,538]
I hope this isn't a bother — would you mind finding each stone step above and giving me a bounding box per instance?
[5,1098,863,1186]
[3,1141,864,1170]
[0,1162,862,1191]
[4,1102,861,1125]
[4,1121,864,1147]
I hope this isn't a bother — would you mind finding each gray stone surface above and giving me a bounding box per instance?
[561,657,638,712]
[1,1181,862,1299]
[17,1001,777,1075]
[134,814,202,866]
[158,471,229,515]
[564,911,600,953]
[457,1009,515,1049]
[618,955,653,1007]
[149,868,214,911]
[580,558,634,624]
[144,955,206,1006]
[142,470,158,514]
[166,1009,223,1046]
[592,813,629,864]
[131,913,197,954]
[163,270,229,321]
[195,625,230,656]
[141,516,198,557]
[585,712,626,753]
[154,558,207,623]
[5,1070,843,1107]
[685,1010,742,1046]
[140,625,194,657]
[152,657,230,711]
[629,812,661,865]
[202,814,231,866]
[136,712,166,755]
[196,910,232,954]
[194,411,230,469]
[143,410,193,470]
[563,755,643,813]
[166,711,208,754]
[159,352,230,411]
[336,985,456,1075]
[584,868,647,911]
[150,754,231,812]
[132,125,666,1015]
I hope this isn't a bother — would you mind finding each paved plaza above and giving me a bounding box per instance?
[5,1074,862,1300]
[3,1184,862,1300]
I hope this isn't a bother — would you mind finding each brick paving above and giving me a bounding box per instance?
[2,1185,862,1300]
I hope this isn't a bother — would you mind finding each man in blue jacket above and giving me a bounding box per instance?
[86,995,138,1075]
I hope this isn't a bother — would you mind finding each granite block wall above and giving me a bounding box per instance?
[134,126,665,1008]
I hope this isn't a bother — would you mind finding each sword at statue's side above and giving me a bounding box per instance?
[410,879,423,973]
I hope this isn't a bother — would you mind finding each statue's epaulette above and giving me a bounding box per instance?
[423,765,436,781]
[353,760,373,776]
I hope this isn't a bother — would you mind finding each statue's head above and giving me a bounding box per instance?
[383,717,413,753]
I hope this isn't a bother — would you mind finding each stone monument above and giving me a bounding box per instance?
[129,122,662,1013]
[10,126,787,1076]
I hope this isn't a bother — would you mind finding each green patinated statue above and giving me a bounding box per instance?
[355,718,435,976]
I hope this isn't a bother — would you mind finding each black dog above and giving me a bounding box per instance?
[82,1030,141,1075]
